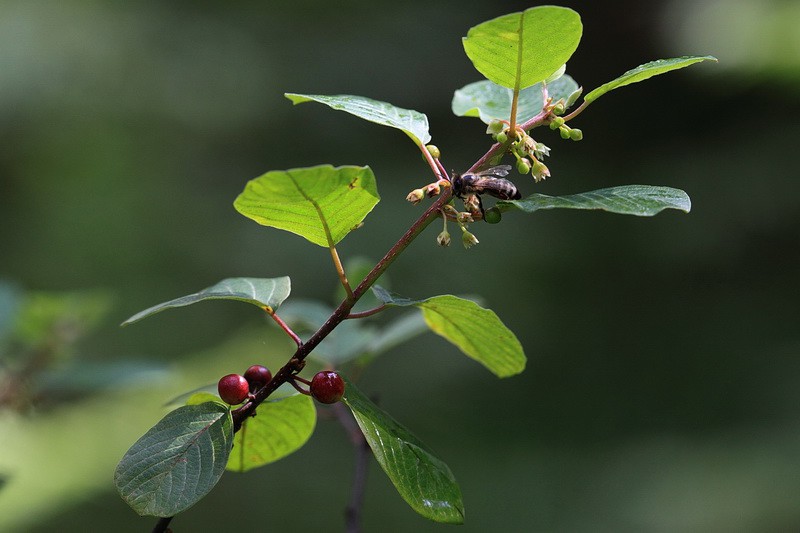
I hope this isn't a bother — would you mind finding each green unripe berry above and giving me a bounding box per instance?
[425,144,441,159]
[569,128,583,141]
[559,126,571,139]
[549,117,565,130]
[552,103,566,115]
[495,131,508,144]
[484,207,502,224]
[516,158,531,174]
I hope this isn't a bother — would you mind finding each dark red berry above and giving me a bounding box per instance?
[217,374,250,405]
[244,365,272,392]
[310,371,345,404]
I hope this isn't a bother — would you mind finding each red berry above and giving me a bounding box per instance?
[310,371,345,404]
[217,374,249,405]
[243,365,272,392]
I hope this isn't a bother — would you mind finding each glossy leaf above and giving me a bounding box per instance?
[499,185,691,217]
[122,277,291,326]
[373,287,526,378]
[227,394,316,473]
[285,93,431,146]
[452,75,579,124]
[342,379,464,524]
[584,55,718,103]
[462,6,582,90]
[234,165,380,248]
[114,403,233,517]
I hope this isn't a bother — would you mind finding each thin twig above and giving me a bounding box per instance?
[329,245,354,300]
[268,310,303,347]
[333,402,371,533]
[346,305,386,320]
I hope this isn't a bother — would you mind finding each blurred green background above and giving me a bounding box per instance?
[1,0,799,531]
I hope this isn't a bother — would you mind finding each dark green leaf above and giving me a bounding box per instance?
[234,165,380,248]
[500,185,692,217]
[373,287,526,378]
[285,93,431,146]
[452,75,579,124]
[122,277,291,326]
[342,379,464,524]
[462,6,582,90]
[227,394,316,473]
[114,403,233,517]
[584,55,718,103]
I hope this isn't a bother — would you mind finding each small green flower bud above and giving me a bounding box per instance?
[559,126,571,139]
[461,229,479,249]
[516,158,531,175]
[486,120,505,135]
[552,103,566,115]
[425,144,441,159]
[496,131,508,144]
[484,207,502,224]
[549,117,565,130]
[569,128,583,141]
[406,188,425,204]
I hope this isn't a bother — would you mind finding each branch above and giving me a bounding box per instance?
[231,187,452,430]
[332,402,371,533]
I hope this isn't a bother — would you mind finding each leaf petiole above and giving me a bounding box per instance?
[267,310,304,347]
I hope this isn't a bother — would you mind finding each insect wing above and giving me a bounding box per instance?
[473,165,511,178]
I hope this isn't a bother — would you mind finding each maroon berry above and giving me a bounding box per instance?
[310,371,345,404]
[244,365,272,392]
[217,374,249,405]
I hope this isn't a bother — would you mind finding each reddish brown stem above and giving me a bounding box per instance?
[269,311,303,347]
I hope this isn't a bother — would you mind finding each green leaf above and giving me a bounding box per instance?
[185,392,224,406]
[499,185,692,217]
[122,277,291,326]
[342,379,464,524]
[373,287,525,378]
[114,403,233,517]
[234,165,380,248]
[227,394,316,473]
[452,75,579,124]
[584,55,718,103]
[462,6,582,90]
[285,93,431,146]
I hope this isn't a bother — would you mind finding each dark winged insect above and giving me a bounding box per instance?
[451,165,521,216]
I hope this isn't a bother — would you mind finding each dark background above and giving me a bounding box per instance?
[1,1,799,531]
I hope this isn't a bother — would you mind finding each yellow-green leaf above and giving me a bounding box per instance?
[462,6,582,90]
[234,165,380,247]
[373,287,526,378]
[227,394,316,473]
